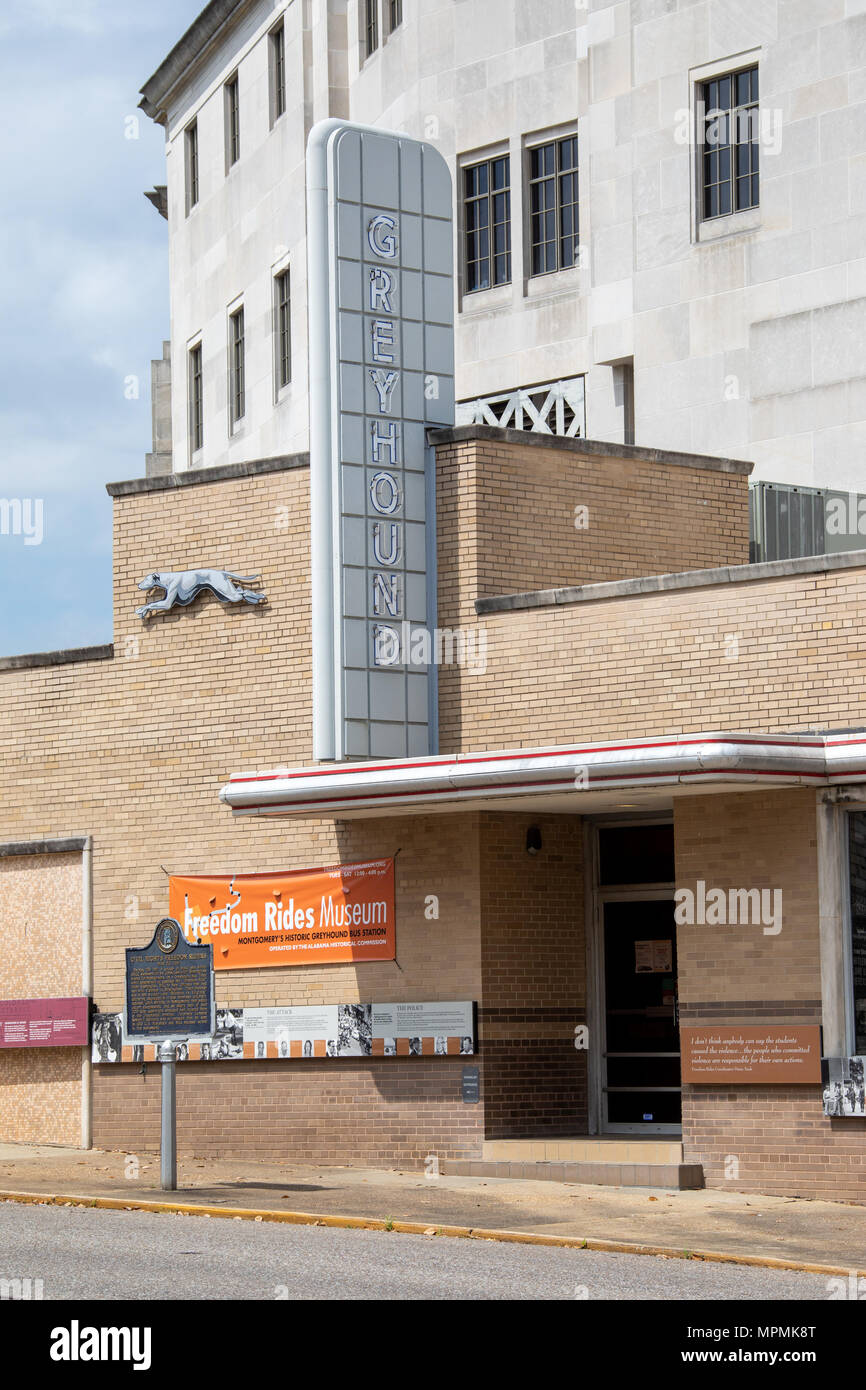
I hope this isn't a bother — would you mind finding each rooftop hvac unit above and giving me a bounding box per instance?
[749,481,826,563]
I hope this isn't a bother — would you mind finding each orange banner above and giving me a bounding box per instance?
[168,859,395,970]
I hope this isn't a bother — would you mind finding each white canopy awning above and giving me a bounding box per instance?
[219,731,866,820]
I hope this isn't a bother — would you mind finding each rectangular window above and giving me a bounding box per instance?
[185,121,199,214]
[598,824,675,887]
[270,22,286,124]
[389,0,402,31]
[528,134,579,276]
[275,270,291,390]
[229,308,245,426]
[188,343,203,454]
[225,74,240,170]
[463,155,511,293]
[365,0,378,56]
[700,65,759,220]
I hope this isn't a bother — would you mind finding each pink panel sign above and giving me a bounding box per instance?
[0,997,89,1048]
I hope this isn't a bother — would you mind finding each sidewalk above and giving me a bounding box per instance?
[0,1143,864,1276]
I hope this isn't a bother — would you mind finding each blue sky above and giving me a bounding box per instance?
[0,0,204,656]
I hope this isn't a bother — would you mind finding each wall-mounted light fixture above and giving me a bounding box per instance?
[526,826,542,856]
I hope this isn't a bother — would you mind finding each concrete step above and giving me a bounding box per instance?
[482,1137,684,1164]
[441,1158,703,1190]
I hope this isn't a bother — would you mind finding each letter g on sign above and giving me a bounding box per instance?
[368,214,398,259]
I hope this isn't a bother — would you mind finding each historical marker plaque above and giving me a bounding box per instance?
[125,918,214,1040]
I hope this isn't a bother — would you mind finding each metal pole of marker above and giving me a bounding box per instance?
[158,1040,178,1190]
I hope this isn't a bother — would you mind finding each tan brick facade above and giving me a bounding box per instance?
[93,1057,482,1166]
[479,812,587,1138]
[670,791,866,1197]
[0,433,863,1194]
[675,791,820,1010]
[434,430,750,612]
[441,565,866,753]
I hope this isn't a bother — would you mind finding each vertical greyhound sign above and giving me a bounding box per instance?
[307,120,454,761]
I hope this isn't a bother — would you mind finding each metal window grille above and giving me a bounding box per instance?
[271,24,286,121]
[365,0,378,55]
[185,122,198,212]
[529,136,579,275]
[464,155,511,293]
[230,309,245,425]
[226,77,240,167]
[701,66,759,220]
[189,344,203,453]
[276,271,291,389]
[456,376,585,437]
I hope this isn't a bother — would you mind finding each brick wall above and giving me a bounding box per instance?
[479,812,587,1138]
[0,468,481,1012]
[672,791,855,1198]
[0,463,484,1161]
[683,1089,866,1201]
[442,565,866,753]
[674,790,820,1008]
[435,431,749,615]
[1,440,863,1182]
[93,1057,482,1166]
[86,801,483,1159]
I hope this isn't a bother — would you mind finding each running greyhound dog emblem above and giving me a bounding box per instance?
[136,568,266,618]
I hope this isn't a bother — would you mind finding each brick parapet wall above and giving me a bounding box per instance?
[470,437,750,597]
[442,566,866,752]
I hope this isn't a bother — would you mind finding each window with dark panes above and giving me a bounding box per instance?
[598,824,675,887]
[229,308,245,425]
[528,135,579,276]
[275,270,291,389]
[225,75,240,168]
[390,0,402,31]
[189,344,203,453]
[270,23,286,124]
[365,0,378,55]
[701,66,759,220]
[464,155,511,293]
[185,121,198,214]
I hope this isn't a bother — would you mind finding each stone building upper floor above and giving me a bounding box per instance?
[139,0,866,492]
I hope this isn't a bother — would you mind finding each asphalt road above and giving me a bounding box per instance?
[0,1200,838,1301]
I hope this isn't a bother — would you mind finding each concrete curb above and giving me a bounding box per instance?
[1,1188,861,1280]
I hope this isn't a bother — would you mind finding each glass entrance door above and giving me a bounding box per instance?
[601,897,680,1132]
